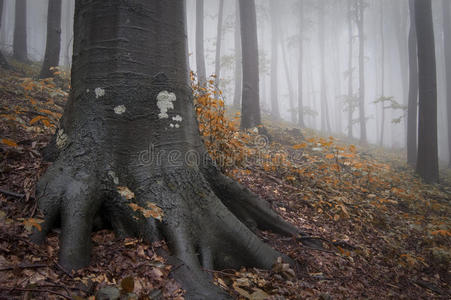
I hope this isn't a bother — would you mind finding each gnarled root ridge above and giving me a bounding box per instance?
[32,155,302,299]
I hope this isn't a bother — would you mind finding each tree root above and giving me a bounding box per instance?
[32,159,301,299]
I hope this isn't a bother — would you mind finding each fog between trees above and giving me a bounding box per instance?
[1,0,450,168]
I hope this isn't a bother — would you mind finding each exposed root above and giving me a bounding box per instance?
[33,161,299,299]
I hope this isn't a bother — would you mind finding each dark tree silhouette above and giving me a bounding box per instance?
[414,0,438,183]
[13,0,27,62]
[239,0,262,129]
[196,0,206,88]
[40,0,62,79]
[33,1,297,298]
[0,0,10,69]
[442,0,451,168]
[407,0,418,167]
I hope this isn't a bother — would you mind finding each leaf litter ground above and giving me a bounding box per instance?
[0,64,450,299]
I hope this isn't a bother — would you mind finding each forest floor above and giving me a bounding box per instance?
[0,62,450,299]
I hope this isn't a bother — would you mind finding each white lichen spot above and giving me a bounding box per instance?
[114,105,126,115]
[156,90,176,119]
[175,124,180,128]
[107,171,119,185]
[170,124,175,128]
[172,115,183,122]
[94,87,105,99]
[86,89,90,93]
[117,186,135,200]
[56,129,68,149]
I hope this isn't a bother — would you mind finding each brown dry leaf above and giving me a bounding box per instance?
[117,186,135,200]
[121,276,135,293]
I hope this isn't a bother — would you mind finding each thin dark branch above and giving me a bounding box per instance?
[0,188,25,198]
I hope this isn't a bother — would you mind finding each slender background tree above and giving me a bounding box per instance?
[40,0,62,79]
[414,0,439,183]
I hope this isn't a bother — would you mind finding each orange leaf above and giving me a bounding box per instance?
[30,116,45,125]
[1,138,18,147]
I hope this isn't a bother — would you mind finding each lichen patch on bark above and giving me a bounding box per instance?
[156,90,176,119]
[94,87,105,98]
[172,115,183,122]
[114,105,126,115]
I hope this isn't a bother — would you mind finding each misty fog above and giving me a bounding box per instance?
[0,0,449,165]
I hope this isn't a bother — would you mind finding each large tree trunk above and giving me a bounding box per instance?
[407,0,418,167]
[269,0,280,120]
[40,0,62,79]
[319,2,331,133]
[240,0,261,129]
[298,0,305,128]
[196,0,206,88]
[13,0,27,62]
[233,0,242,109]
[443,0,451,167]
[214,0,224,98]
[356,0,367,144]
[0,0,10,69]
[414,0,439,183]
[347,0,354,138]
[33,1,297,298]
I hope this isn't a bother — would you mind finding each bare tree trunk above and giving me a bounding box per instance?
[319,2,331,133]
[13,0,27,62]
[269,0,280,120]
[443,0,451,167]
[407,0,418,167]
[356,0,367,144]
[280,33,297,124]
[196,0,206,88]
[233,0,242,108]
[347,0,354,138]
[214,0,224,98]
[240,0,261,129]
[0,0,10,69]
[40,0,62,78]
[415,0,439,183]
[298,0,305,128]
[380,0,385,147]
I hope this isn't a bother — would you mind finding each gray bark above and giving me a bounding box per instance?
[196,0,206,88]
[414,0,439,183]
[380,0,385,147]
[347,0,354,138]
[13,0,27,62]
[0,0,9,69]
[442,0,451,167]
[407,0,418,166]
[298,0,304,128]
[40,0,62,79]
[356,0,367,144]
[214,0,224,97]
[233,0,242,108]
[319,2,331,133]
[240,0,261,129]
[280,33,296,124]
[269,0,280,119]
[33,1,297,298]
